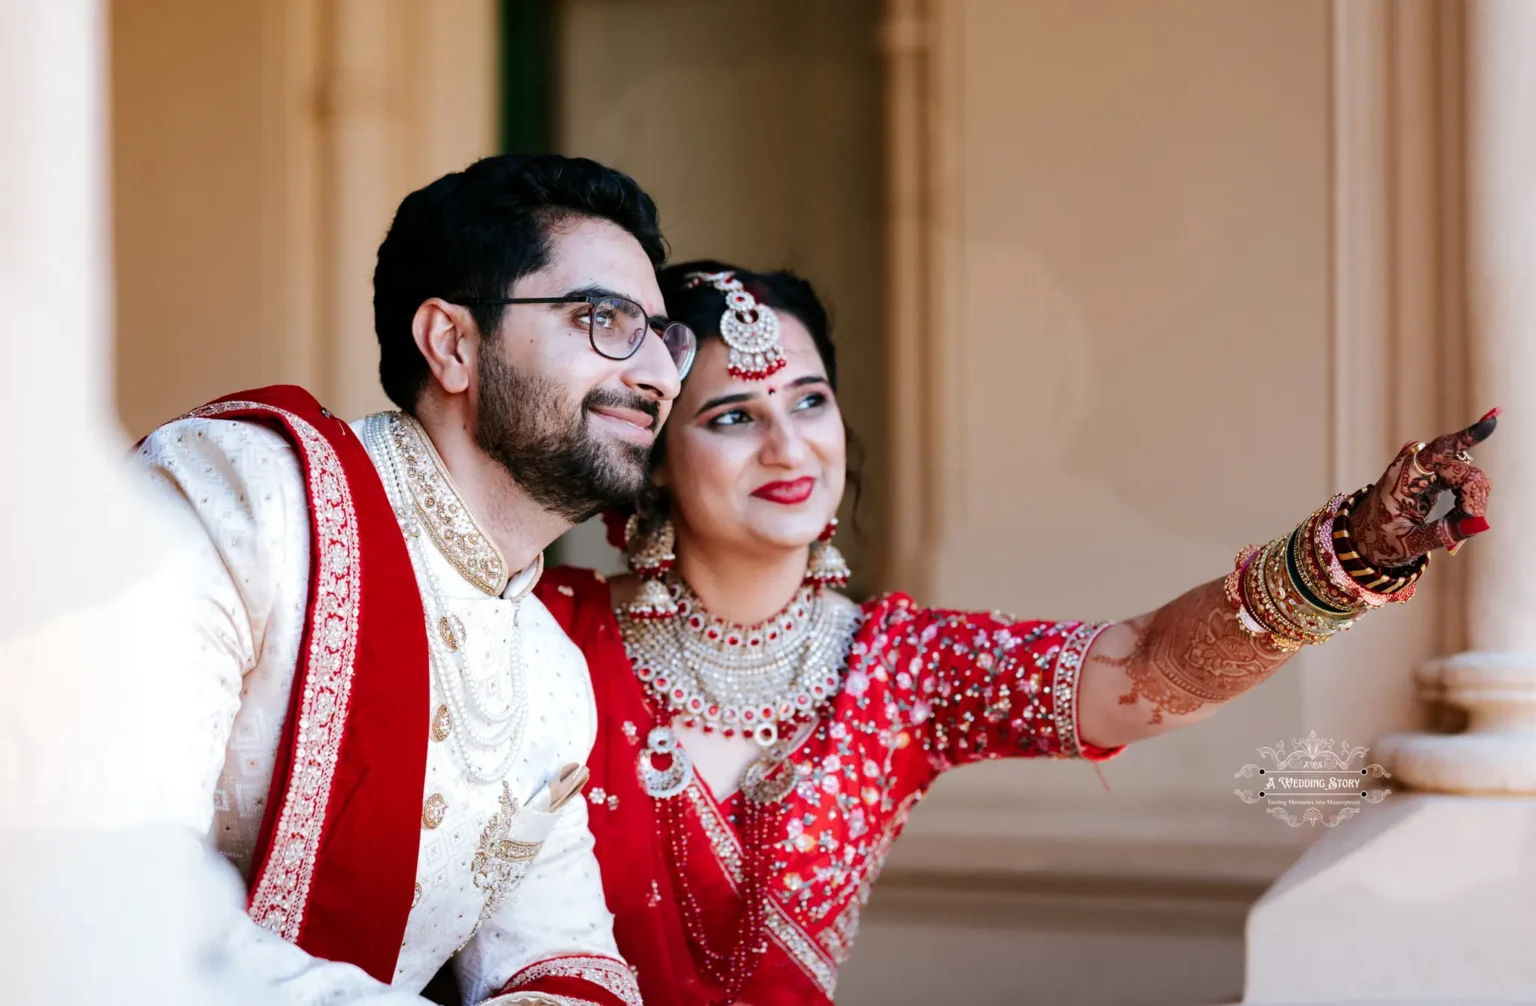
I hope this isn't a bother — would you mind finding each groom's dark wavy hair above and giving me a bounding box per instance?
[373,153,667,412]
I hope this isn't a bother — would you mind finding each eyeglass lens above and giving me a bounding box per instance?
[660,323,696,379]
[587,296,695,377]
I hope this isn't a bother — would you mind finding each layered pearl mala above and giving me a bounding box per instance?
[364,413,533,785]
[412,542,533,785]
[621,575,860,1003]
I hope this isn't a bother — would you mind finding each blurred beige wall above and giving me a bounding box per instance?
[896,0,1332,825]
[111,0,498,436]
[853,1,1462,1004]
[112,1,290,435]
[550,0,888,597]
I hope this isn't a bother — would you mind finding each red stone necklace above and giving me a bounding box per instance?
[622,580,853,1002]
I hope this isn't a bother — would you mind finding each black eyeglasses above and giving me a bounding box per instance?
[459,294,697,379]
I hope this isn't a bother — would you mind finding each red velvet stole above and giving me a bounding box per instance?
[184,386,429,984]
[537,567,832,1006]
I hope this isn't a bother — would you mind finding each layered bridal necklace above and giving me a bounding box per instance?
[620,573,861,1001]
[363,412,534,785]
[626,577,858,747]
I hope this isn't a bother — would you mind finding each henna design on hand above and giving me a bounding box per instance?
[1093,580,1291,726]
[1350,409,1499,567]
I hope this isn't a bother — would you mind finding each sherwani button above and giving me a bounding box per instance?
[422,793,447,829]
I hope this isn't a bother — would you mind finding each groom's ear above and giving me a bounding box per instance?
[412,298,476,395]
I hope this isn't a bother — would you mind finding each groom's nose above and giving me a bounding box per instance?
[620,327,684,403]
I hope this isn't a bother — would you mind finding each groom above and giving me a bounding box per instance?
[136,154,691,1004]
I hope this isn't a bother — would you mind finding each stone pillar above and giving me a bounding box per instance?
[1375,0,1536,795]
[880,0,937,602]
[1243,4,1536,1002]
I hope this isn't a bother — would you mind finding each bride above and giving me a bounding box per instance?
[535,259,1497,1006]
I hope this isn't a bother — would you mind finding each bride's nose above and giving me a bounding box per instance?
[758,413,809,469]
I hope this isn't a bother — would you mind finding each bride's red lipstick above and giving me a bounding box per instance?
[751,477,815,505]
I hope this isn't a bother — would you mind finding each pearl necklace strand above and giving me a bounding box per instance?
[622,575,860,746]
[363,413,530,784]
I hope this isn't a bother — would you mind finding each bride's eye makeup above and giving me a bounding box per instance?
[694,375,833,432]
[707,407,753,429]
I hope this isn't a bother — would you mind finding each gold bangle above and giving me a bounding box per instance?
[1261,542,1340,644]
[1248,540,1319,647]
[1240,542,1291,644]
[1228,545,1300,652]
[1288,524,1364,619]
[1295,511,1364,612]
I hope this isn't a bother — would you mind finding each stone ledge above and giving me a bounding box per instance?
[887,789,1311,889]
[865,865,1266,938]
[1245,794,1536,1003]
[885,829,1306,887]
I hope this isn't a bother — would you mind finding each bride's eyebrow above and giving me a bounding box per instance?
[694,391,757,417]
[694,375,829,417]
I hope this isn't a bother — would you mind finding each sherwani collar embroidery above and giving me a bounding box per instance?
[389,411,541,599]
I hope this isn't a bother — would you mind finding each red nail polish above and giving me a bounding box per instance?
[1480,407,1502,423]
[1457,515,1491,538]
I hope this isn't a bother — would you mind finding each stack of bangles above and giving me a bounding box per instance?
[1224,487,1429,653]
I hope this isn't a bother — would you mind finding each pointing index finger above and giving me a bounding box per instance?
[1461,406,1501,448]
[1418,407,1500,466]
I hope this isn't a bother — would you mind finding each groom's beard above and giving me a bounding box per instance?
[474,351,655,524]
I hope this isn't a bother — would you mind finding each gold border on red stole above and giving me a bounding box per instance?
[186,400,363,945]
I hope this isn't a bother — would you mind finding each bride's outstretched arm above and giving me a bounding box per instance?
[1076,410,1500,750]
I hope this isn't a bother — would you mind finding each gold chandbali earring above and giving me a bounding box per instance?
[625,512,679,620]
[804,518,851,590]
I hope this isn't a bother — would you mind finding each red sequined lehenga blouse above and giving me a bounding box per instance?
[536,567,1121,1006]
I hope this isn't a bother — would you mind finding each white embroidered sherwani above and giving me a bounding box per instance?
[136,405,638,1006]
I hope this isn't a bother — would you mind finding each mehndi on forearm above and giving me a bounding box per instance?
[1084,493,1423,738]
[1094,577,1291,726]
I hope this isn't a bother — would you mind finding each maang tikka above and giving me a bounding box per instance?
[686,271,787,381]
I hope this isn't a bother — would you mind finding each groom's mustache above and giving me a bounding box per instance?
[583,388,661,433]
